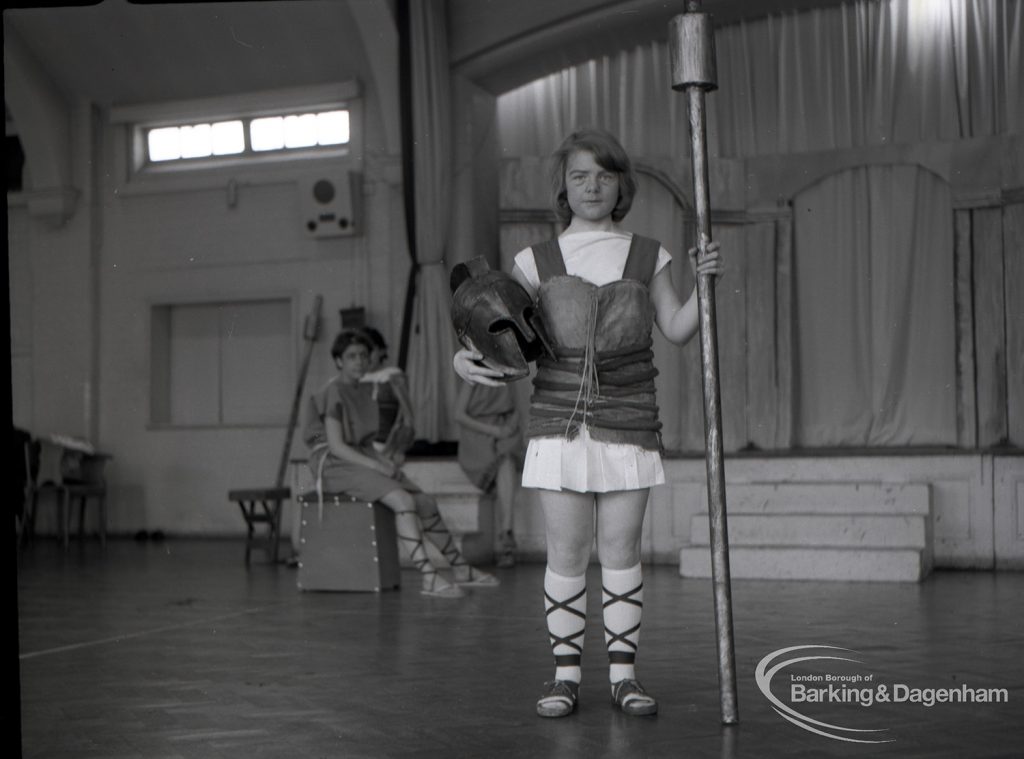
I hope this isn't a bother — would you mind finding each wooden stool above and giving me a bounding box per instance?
[296,492,401,592]
[228,487,290,565]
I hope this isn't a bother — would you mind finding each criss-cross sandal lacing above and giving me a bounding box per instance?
[603,581,643,668]
[396,518,464,598]
[604,581,656,715]
[421,513,499,586]
[536,584,587,717]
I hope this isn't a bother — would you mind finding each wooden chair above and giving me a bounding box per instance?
[23,437,111,549]
[228,487,290,565]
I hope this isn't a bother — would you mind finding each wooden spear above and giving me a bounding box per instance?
[669,1,739,725]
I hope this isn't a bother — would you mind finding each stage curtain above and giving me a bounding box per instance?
[792,165,957,446]
[497,0,1022,157]
[404,0,458,441]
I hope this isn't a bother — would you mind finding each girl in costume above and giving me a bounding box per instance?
[453,128,723,716]
[306,329,498,598]
[453,380,524,568]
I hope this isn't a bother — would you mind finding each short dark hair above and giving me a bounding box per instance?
[550,128,637,226]
[359,326,387,352]
[331,329,373,360]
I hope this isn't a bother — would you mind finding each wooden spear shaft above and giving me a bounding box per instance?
[670,3,739,725]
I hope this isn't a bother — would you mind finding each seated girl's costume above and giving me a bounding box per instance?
[513,230,672,493]
[303,373,494,597]
[302,377,421,504]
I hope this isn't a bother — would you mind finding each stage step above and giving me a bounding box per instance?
[689,513,927,549]
[679,545,929,582]
[679,481,933,582]
[697,482,930,515]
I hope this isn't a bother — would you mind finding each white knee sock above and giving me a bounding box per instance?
[544,567,587,684]
[602,563,644,684]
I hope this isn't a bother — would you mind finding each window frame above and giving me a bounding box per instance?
[111,81,362,191]
[148,295,297,430]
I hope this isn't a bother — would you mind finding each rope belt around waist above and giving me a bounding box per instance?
[528,406,663,432]
[531,339,661,436]
[537,345,655,370]
[532,370,659,393]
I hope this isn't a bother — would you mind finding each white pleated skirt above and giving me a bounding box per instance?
[521,425,665,493]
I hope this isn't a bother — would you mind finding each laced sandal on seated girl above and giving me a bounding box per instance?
[450,557,500,586]
[397,529,465,598]
[420,512,500,586]
[420,569,465,598]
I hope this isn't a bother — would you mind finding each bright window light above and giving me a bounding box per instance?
[148,127,182,161]
[144,108,350,163]
[211,120,245,155]
[180,124,212,159]
[284,113,318,148]
[317,110,349,145]
[251,117,285,151]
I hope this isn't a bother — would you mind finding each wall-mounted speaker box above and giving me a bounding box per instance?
[299,171,363,238]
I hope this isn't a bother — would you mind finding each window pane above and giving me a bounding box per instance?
[250,116,284,151]
[316,110,350,145]
[220,301,291,425]
[211,120,245,155]
[180,124,213,159]
[168,305,221,425]
[283,113,318,148]
[153,299,291,427]
[148,127,181,161]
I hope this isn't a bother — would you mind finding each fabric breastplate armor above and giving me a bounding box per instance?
[527,235,663,451]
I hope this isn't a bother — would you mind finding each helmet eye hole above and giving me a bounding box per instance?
[488,318,515,334]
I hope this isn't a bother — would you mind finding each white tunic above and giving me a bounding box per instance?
[513,230,672,493]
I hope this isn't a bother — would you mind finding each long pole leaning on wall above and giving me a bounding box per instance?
[670,2,739,725]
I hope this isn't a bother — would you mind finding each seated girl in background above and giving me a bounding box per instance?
[304,329,498,598]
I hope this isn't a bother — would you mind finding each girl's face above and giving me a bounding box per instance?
[564,150,620,223]
[368,345,385,370]
[336,342,370,382]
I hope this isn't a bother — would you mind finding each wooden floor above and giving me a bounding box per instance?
[15,538,1024,759]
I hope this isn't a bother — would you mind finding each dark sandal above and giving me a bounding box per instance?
[611,679,658,716]
[536,680,579,718]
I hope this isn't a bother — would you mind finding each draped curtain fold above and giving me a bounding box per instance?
[403,0,458,441]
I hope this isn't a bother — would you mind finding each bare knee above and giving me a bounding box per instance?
[596,533,642,570]
[546,533,592,576]
[379,489,417,514]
